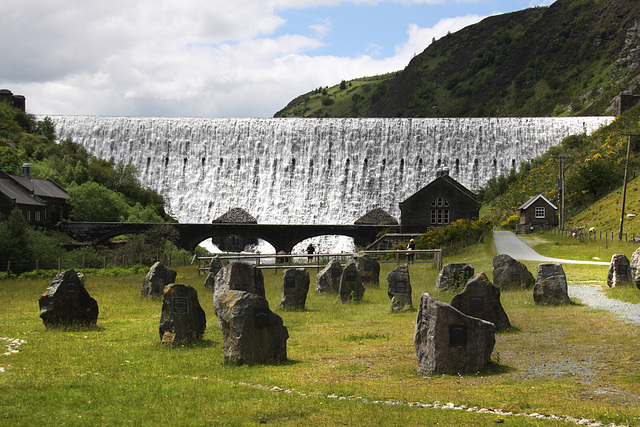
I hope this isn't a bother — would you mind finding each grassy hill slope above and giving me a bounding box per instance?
[275,0,640,118]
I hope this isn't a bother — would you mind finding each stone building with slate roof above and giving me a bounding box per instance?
[399,168,480,230]
[517,194,557,234]
[0,164,69,226]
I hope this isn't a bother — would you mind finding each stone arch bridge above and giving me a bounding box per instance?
[58,222,400,253]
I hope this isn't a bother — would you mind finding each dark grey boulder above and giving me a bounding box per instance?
[451,273,511,331]
[435,263,474,292]
[280,268,310,310]
[141,262,177,298]
[203,256,224,292]
[357,254,380,287]
[315,259,342,295]
[414,293,495,375]
[607,254,632,287]
[216,290,288,365]
[339,259,365,303]
[159,284,206,346]
[534,263,571,305]
[492,254,535,291]
[39,269,99,328]
[387,264,413,312]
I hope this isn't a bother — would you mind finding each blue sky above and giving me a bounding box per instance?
[0,0,555,118]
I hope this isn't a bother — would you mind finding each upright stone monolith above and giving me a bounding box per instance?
[315,259,342,294]
[450,273,510,331]
[387,264,413,312]
[204,256,224,292]
[159,284,206,346]
[214,261,288,365]
[435,263,474,292]
[492,254,535,291]
[607,254,632,287]
[280,268,310,310]
[39,269,99,328]
[414,293,495,375]
[632,247,640,289]
[534,263,570,305]
[141,262,177,298]
[339,259,365,303]
[357,254,380,287]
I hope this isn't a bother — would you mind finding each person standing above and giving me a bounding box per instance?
[306,243,316,262]
[407,239,416,264]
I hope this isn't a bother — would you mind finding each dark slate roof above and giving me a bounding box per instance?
[213,208,258,223]
[518,194,558,211]
[355,208,398,225]
[400,174,479,206]
[0,179,45,207]
[7,174,68,200]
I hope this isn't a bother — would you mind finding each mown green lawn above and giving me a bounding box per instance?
[2,235,640,426]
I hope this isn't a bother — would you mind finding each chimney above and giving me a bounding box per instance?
[22,163,31,179]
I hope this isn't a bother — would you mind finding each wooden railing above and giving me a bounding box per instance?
[196,249,442,275]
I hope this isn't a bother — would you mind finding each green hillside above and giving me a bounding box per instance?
[479,104,640,234]
[275,0,640,118]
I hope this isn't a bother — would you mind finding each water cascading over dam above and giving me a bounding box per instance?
[50,116,613,250]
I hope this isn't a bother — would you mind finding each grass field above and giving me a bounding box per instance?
[2,233,640,426]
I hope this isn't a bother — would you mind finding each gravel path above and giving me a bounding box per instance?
[568,284,640,325]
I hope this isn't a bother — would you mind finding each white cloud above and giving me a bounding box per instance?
[0,0,488,117]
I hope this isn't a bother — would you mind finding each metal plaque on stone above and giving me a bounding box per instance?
[469,296,485,313]
[448,324,468,347]
[617,265,628,275]
[172,297,189,314]
[364,263,373,272]
[66,283,78,294]
[254,308,270,328]
[541,264,555,277]
[510,271,521,281]
[345,271,357,282]
[331,268,342,278]
[395,282,407,294]
[285,276,296,288]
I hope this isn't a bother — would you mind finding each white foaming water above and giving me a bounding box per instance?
[49,116,614,252]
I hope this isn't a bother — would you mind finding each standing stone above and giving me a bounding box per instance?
[203,256,224,292]
[357,254,380,287]
[435,263,475,292]
[159,284,206,346]
[216,291,288,365]
[414,293,495,375]
[315,259,342,294]
[141,262,177,298]
[451,273,511,331]
[213,261,265,324]
[492,254,535,290]
[632,247,640,289]
[534,263,571,305]
[607,254,632,287]
[39,269,99,328]
[339,259,365,303]
[280,268,310,310]
[387,264,413,312]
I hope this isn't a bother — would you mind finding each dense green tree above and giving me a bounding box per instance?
[68,181,131,222]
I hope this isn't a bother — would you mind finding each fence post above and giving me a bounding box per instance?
[82,256,85,270]
[36,259,39,276]
[104,256,107,269]
[58,258,61,272]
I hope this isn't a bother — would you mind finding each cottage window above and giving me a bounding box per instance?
[35,211,41,222]
[430,198,450,224]
[535,207,545,219]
